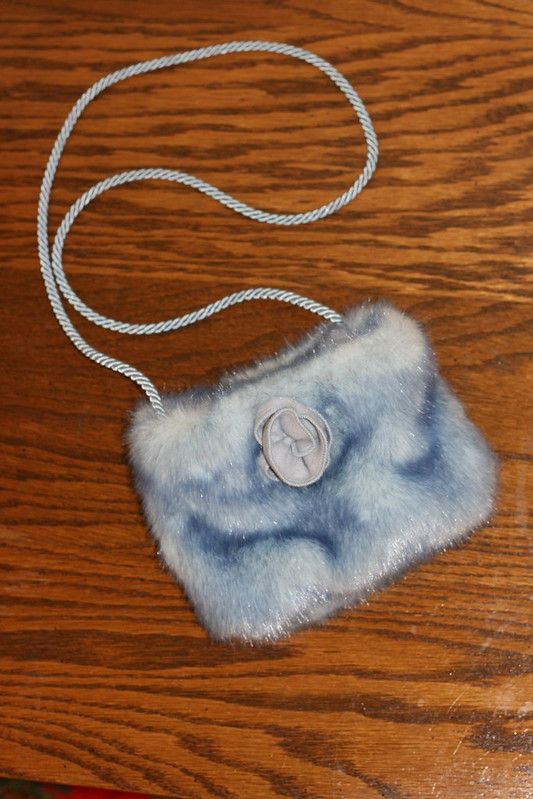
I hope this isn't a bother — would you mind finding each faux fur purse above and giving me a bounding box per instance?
[129,301,496,642]
[39,43,497,643]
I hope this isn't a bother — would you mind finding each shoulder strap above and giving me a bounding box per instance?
[38,41,378,415]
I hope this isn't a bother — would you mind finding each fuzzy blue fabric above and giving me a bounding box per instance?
[128,301,497,642]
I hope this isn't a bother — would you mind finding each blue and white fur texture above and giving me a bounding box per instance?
[128,302,497,643]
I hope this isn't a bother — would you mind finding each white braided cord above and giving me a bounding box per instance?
[38,41,379,415]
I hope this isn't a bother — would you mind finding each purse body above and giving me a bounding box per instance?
[129,302,497,642]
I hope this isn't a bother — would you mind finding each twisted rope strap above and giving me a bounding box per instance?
[38,41,379,415]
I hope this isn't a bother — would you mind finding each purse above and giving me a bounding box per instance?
[39,42,497,643]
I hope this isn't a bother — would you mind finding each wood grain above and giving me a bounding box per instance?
[0,1,531,797]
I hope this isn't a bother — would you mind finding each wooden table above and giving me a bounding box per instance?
[1,1,531,797]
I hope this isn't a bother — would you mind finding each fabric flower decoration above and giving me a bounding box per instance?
[254,397,331,487]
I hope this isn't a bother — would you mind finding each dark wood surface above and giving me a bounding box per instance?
[0,1,531,797]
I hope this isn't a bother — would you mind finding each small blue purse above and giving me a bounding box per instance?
[39,43,497,642]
